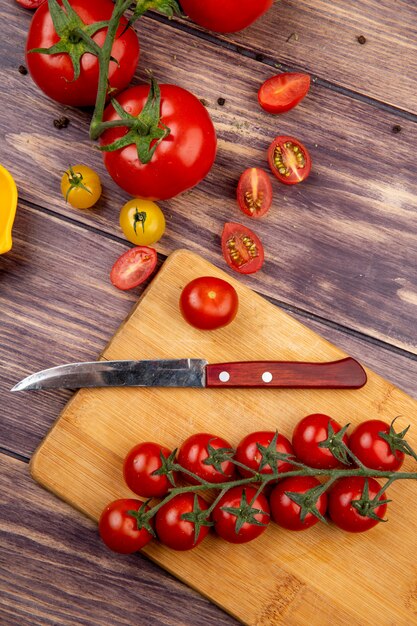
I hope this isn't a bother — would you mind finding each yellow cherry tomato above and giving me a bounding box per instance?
[61,164,102,209]
[119,199,166,246]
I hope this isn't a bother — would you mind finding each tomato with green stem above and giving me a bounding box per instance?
[179,0,273,33]
[258,73,311,114]
[292,413,350,469]
[119,199,166,246]
[348,419,406,471]
[177,433,236,484]
[237,168,273,219]
[155,493,211,551]
[61,164,102,209]
[99,498,153,554]
[327,477,389,532]
[269,476,328,531]
[123,442,177,498]
[235,431,295,479]
[110,246,157,291]
[268,135,312,185]
[221,222,264,275]
[179,276,239,330]
[212,486,270,543]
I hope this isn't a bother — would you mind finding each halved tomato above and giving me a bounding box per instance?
[110,246,157,290]
[258,73,311,114]
[268,136,312,185]
[237,168,272,219]
[221,222,264,274]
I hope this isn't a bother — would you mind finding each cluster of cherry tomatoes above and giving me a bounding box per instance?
[98,415,406,555]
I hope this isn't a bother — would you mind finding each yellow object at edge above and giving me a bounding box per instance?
[0,163,18,254]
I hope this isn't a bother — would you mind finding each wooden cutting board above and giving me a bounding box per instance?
[31,249,417,626]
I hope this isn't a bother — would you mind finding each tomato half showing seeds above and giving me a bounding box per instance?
[155,493,210,551]
[110,246,157,291]
[258,73,311,114]
[237,168,273,218]
[327,477,388,533]
[235,431,295,479]
[221,222,264,275]
[179,0,273,33]
[348,420,405,472]
[212,486,270,544]
[119,199,166,246]
[177,433,236,484]
[99,499,153,554]
[60,164,102,209]
[179,276,239,330]
[26,0,139,106]
[269,476,328,531]
[123,442,177,498]
[268,135,312,184]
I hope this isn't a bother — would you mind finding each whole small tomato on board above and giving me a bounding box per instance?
[123,441,177,498]
[348,419,405,471]
[99,498,154,554]
[212,486,270,543]
[292,413,350,469]
[180,0,273,33]
[155,493,211,551]
[177,432,236,484]
[269,476,328,531]
[235,431,295,479]
[327,477,389,532]
[26,0,139,106]
[179,276,239,330]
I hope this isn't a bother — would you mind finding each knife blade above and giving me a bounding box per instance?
[11,357,367,391]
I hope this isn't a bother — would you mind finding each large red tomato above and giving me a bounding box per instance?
[100,83,217,199]
[26,0,139,106]
[180,0,273,33]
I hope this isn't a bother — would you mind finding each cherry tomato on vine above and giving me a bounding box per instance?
[179,0,273,33]
[258,73,311,114]
[268,136,312,185]
[123,442,177,498]
[292,413,349,469]
[236,168,272,219]
[15,0,44,9]
[235,431,295,479]
[98,499,153,554]
[348,420,405,471]
[221,222,264,275]
[155,493,210,551]
[177,433,236,485]
[119,199,166,246]
[179,276,239,330]
[212,486,270,544]
[269,476,328,531]
[110,246,157,291]
[100,83,217,200]
[327,477,388,533]
[26,0,139,106]
[60,164,102,209]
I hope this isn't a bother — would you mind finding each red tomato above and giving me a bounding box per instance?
[348,420,405,471]
[327,477,388,533]
[235,431,295,479]
[269,476,328,531]
[26,0,139,106]
[177,433,236,485]
[221,222,264,275]
[292,413,349,469]
[258,73,311,114]
[180,0,273,33]
[237,168,273,219]
[100,84,217,200]
[155,493,210,551]
[179,277,239,330]
[16,0,45,8]
[123,442,177,498]
[110,246,157,291]
[212,486,270,543]
[268,135,312,185]
[99,499,153,554]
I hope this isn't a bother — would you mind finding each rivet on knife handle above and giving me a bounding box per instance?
[205,357,367,389]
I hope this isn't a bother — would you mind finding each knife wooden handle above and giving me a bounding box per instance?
[205,357,367,389]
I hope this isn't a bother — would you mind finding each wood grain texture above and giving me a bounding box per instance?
[0,454,237,626]
[175,0,417,114]
[1,4,416,353]
[30,250,417,626]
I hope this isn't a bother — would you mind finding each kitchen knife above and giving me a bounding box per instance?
[11,357,367,391]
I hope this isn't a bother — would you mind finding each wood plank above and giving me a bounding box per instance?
[174,0,417,114]
[0,454,237,626]
[2,3,416,353]
[30,249,417,626]
[1,206,416,460]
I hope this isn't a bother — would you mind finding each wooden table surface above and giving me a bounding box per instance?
[1,1,416,625]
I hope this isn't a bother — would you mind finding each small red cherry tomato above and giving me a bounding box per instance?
[110,246,157,291]
[221,222,264,275]
[292,413,349,469]
[327,477,388,533]
[235,431,295,479]
[348,420,405,471]
[258,73,311,114]
[236,168,273,218]
[212,486,270,544]
[155,493,210,551]
[268,135,312,185]
[98,499,153,554]
[269,476,328,531]
[15,0,44,8]
[179,276,239,330]
[177,433,236,485]
[123,442,177,498]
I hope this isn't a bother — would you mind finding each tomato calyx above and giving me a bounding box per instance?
[256,431,295,474]
[151,448,178,487]
[28,0,107,81]
[63,165,92,202]
[180,494,214,544]
[284,483,329,524]
[127,500,156,537]
[127,0,181,29]
[379,418,417,461]
[99,75,171,164]
[202,441,235,474]
[220,488,269,535]
[350,479,391,522]
[318,422,352,466]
